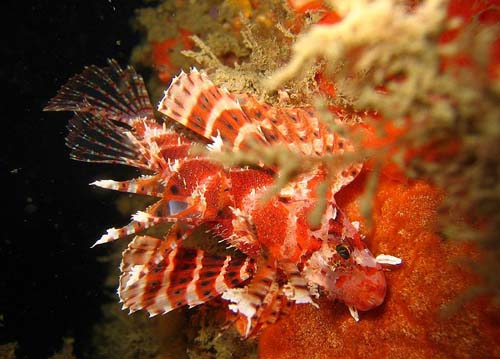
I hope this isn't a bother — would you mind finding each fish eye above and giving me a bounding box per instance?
[336,244,351,259]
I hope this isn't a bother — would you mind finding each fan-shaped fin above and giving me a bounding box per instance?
[119,230,255,316]
[157,69,267,149]
[44,59,154,126]
[92,170,234,248]
[65,113,150,169]
[221,263,277,338]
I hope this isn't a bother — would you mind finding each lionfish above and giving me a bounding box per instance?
[45,60,400,337]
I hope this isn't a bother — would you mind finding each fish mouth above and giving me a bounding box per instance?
[329,267,387,311]
[352,284,386,311]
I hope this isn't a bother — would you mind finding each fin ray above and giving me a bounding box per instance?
[45,59,154,125]
[222,263,277,337]
[92,174,165,197]
[157,70,267,148]
[119,230,255,316]
[65,113,152,168]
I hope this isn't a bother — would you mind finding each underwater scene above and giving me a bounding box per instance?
[3,0,499,358]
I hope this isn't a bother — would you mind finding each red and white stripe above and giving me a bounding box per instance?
[119,231,255,317]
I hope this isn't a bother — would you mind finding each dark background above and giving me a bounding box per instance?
[2,0,147,357]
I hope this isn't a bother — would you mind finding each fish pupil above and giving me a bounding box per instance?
[336,244,350,259]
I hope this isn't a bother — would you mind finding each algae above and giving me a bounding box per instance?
[265,0,500,303]
[130,0,320,105]
[186,307,258,359]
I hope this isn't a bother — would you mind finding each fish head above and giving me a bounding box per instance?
[327,246,387,311]
[303,209,387,312]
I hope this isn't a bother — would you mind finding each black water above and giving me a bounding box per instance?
[3,1,145,357]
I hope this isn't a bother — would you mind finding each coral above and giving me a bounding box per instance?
[131,0,323,105]
[91,301,171,359]
[259,171,500,358]
[130,0,222,101]
[180,3,316,105]
[265,0,500,302]
[130,0,296,102]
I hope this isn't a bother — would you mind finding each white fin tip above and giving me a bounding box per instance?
[348,305,360,322]
[375,254,403,265]
[90,179,117,188]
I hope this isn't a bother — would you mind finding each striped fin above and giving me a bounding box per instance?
[122,131,168,172]
[263,106,363,187]
[280,262,318,306]
[157,69,267,149]
[243,101,363,187]
[240,96,359,158]
[237,96,288,147]
[44,59,154,126]
[272,107,328,156]
[221,263,277,338]
[244,289,292,337]
[241,99,331,156]
[92,217,163,247]
[139,127,192,171]
[134,123,192,161]
[119,232,255,316]
[65,113,150,169]
[92,200,178,246]
[226,264,299,337]
[92,178,225,246]
[92,174,165,198]
[259,291,293,328]
[92,165,232,247]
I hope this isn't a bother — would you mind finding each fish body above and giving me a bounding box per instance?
[45,60,400,337]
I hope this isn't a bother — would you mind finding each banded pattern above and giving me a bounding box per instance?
[45,60,396,339]
[92,174,165,198]
[158,69,358,160]
[158,69,265,149]
[119,231,255,316]
[45,59,154,125]
[222,263,296,338]
[65,113,146,167]
[92,198,191,246]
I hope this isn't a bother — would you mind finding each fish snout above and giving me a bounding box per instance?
[333,267,387,311]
